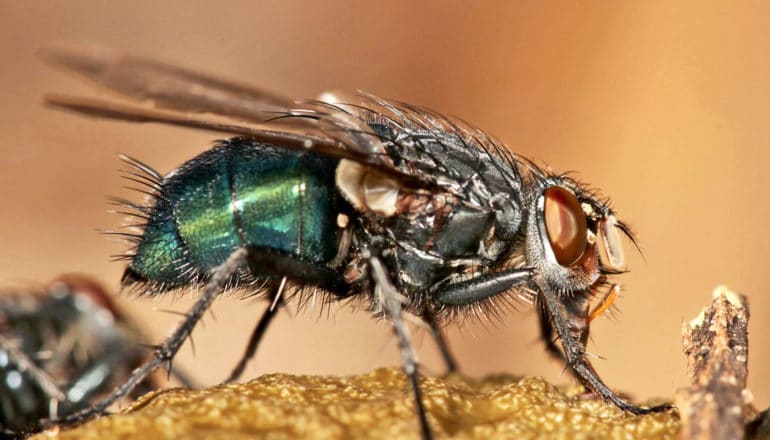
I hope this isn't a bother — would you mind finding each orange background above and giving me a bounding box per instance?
[1,2,767,410]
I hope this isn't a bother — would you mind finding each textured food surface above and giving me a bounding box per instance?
[32,368,679,440]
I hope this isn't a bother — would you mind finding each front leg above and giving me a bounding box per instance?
[539,288,671,414]
[430,267,534,375]
[537,296,567,362]
[536,291,591,364]
[433,267,534,306]
[369,256,433,440]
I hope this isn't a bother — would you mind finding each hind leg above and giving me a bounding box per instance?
[224,247,350,383]
[43,248,249,429]
[224,283,284,383]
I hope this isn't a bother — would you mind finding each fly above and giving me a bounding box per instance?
[40,43,671,439]
[0,274,194,438]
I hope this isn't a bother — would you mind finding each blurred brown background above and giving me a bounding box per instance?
[0,1,767,410]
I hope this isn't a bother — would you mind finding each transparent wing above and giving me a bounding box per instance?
[40,42,294,121]
[44,94,430,187]
[42,43,433,187]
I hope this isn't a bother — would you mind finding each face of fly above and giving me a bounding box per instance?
[526,178,631,298]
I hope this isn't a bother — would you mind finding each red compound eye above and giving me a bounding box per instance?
[543,186,588,266]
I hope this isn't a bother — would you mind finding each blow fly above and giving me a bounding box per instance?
[41,43,670,438]
[0,275,191,438]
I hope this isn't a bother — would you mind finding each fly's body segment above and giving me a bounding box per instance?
[40,43,671,439]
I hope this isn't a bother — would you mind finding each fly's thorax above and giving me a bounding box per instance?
[336,152,528,293]
[524,177,626,294]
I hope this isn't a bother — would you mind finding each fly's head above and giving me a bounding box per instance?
[525,176,632,296]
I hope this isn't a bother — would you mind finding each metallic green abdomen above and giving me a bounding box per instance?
[128,139,340,287]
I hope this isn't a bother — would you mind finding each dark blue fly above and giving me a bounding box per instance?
[40,43,672,439]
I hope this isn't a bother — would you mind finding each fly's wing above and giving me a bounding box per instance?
[40,42,294,119]
[41,43,432,188]
[46,95,390,171]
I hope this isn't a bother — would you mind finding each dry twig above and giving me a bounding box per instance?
[675,286,750,440]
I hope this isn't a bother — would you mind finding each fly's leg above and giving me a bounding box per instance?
[430,268,535,375]
[166,364,199,389]
[224,286,283,383]
[43,248,248,429]
[537,294,591,363]
[433,268,534,306]
[224,247,350,383]
[421,310,458,374]
[537,294,598,402]
[369,256,433,440]
[539,288,672,414]
[536,297,566,362]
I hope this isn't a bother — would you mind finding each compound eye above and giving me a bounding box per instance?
[543,186,588,266]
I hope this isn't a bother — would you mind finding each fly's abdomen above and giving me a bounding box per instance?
[124,138,340,290]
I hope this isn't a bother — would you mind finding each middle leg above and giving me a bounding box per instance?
[421,309,458,374]
[369,256,433,440]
